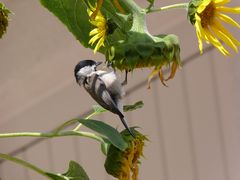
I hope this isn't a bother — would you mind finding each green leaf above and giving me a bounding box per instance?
[62,161,89,179]
[39,0,93,48]
[78,119,128,150]
[46,161,89,180]
[123,101,144,112]
[39,0,128,54]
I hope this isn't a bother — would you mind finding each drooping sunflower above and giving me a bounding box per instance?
[188,0,240,55]
[87,3,108,53]
[105,129,147,180]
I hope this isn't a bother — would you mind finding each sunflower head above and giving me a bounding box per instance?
[87,3,108,53]
[188,0,240,55]
[104,128,147,180]
[0,2,11,39]
[106,33,181,88]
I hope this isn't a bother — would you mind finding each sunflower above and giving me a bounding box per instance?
[188,0,240,55]
[104,129,147,180]
[87,3,108,53]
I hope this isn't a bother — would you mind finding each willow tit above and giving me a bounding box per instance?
[74,60,135,137]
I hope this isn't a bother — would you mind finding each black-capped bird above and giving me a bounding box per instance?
[74,60,135,137]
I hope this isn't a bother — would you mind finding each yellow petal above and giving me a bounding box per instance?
[217,13,240,29]
[197,0,211,13]
[89,20,98,26]
[204,28,230,55]
[88,2,95,11]
[214,0,230,6]
[89,28,99,36]
[89,34,101,45]
[216,6,240,14]
[195,15,205,53]
[211,25,238,52]
[95,37,105,52]
[214,19,240,46]
[195,24,203,53]
[87,3,107,53]
[95,15,106,22]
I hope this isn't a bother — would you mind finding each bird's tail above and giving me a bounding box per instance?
[118,114,135,137]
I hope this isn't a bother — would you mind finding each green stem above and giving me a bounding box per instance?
[119,0,147,33]
[0,132,50,138]
[52,111,98,133]
[53,118,79,133]
[0,153,49,179]
[73,111,97,131]
[147,3,189,13]
[0,131,104,143]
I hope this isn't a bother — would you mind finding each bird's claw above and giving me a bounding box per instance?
[121,70,128,86]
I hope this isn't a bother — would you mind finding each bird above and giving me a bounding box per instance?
[74,59,135,137]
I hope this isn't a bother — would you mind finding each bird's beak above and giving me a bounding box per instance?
[96,61,102,67]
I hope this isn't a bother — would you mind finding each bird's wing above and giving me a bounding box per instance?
[85,74,134,137]
[98,71,125,98]
[84,73,123,116]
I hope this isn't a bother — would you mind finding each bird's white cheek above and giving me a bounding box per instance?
[77,76,86,86]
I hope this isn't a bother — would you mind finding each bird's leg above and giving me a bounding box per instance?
[106,61,113,68]
[121,70,128,86]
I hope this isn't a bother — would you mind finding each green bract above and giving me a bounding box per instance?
[187,0,203,25]
[0,2,11,38]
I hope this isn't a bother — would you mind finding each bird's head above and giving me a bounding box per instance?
[74,60,102,86]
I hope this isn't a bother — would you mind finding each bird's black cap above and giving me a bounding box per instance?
[74,60,102,81]
[74,60,96,76]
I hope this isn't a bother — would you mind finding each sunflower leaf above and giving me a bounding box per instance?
[39,0,129,54]
[46,161,89,180]
[123,101,144,112]
[78,119,128,150]
[39,0,94,49]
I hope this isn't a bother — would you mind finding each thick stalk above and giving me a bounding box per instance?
[119,0,147,33]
